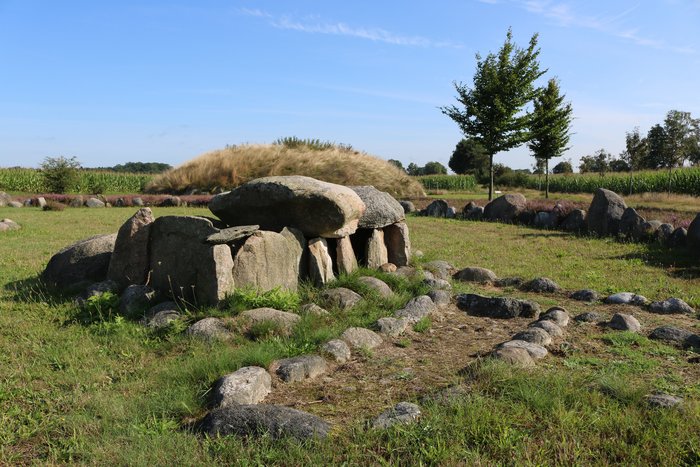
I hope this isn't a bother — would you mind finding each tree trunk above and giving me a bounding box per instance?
[488,154,494,201]
[545,159,549,199]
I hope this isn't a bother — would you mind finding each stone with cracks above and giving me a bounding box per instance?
[539,307,569,327]
[587,188,627,236]
[372,402,421,429]
[384,222,411,267]
[321,288,362,310]
[273,355,327,383]
[239,308,301,335]
[649,325,697,347]
[528,320,564,338]
[0,218,21,232]
[210,367,271,407]
[377,317,409,337]
[608,313,641,332]
[366,229,388,269]
[655,223,674,244]
[497,340,548,359]
[394,295,436,323]
[456,294,541,319]
[427,289,451,307]
[42,233,117,290]
[350,186,405,228]
[649,298,695,315]
[483,193,527,223]
[358,276,393,298]
[205,225,259,244]
[341,327,383,350]
[233,228,306,292]
[307,237,335,286]
[453,267,497,284]
[321,339,351,363]
[107,208,154,289]
[199,404,331,440]
[490,347,535,367]
[145,309,180,329]
[335,236,358,275]
[512,327,552,346]
[209,175,366,238]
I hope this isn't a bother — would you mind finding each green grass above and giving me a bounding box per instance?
[1,205,700,464]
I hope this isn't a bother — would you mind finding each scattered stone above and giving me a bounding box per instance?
[587,188,627,236]
[483,193,527,223]
[145,309,181,329]
[341,327,383,350]
[350,186,405,228]
[7,201,23,208]
[299,303,329,316]
[648,298,695,315]
[424,199,449,218]
[321,287,362,310]
[321,339,351,363]
[423,277,452,290]
[604,292,648,306]
[462,202,484,220]
[274,355,327,382]
[633,220,662,242]
[494,277,524,288]
[619,207,645,238]
[667,227,687,248]
[490,347,535,367]
[0,219,21,232]
[654,223,674,244]
[205,225,259,244]
[384,222,411,267]
[570,289,599,302]
[533,211,556,229]
[560,209,586,232]
[528,320,564,338]
[198,404,331,440]
[336,236,359,275]
[379,263,397,273]
[0,192,11,206]
[158,196,181,207]
[539,307,569,327]
[399,200,415,214]
[649,325,697,347]
[512,327,552,346]
[186,317,231,341]
[645,393,683,409]
[107,208,154,289]
[210,367,272,407]
[446,206,457,219]
[453,267,497,284]
[84,280,119,298]
[307,237,335,286]
[42,233,117,290]
[608,313,641,332]
[574,311,603,323]
[497,340,548,359]
[86,197,105,208]
[132,197,144,206]
[456,294,541,319]
[366,229,389,269]
[376,317,409,337]
[239,308,301,335]
[209,175,366,238]
[35,196,47,208]
[394,295,436,323]
[372,402,421,429]
[358,276,394,298]
[687,213,700,248]
[427,289,451,307]
[422,260,455,281]
[120,284,156,317]
[521,277,561,293]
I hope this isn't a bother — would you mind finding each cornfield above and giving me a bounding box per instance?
[418,175,477,191]
[0,168,152,194]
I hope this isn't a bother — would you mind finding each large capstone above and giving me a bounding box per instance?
[107,208,154,289]
[350,185,405,228]
[209,176,366,238]
[149,216,234,306]
[42,233,117,290]
[587,188,627,236]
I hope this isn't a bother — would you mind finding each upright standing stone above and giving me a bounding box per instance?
[366,229,388,269]
[107,208,154,289]
[688,213,700,249]
[308,238,335,286]
[336,236,358,275]
[384,222,411,267]
[149,216,234,306]
[587,188,627,236]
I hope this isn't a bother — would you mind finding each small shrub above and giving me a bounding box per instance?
[223,287,301,314]
[43,200,66,211]
[396,338,412,348]
[248,320,285,340]
[40,156,81,194]
[83,292,120,322]
[413,316,432,333]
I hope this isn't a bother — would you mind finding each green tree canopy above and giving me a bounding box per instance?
[448,138,488,175]
[387,159,405,172]
[579,149,610,176]
[440,28,546,199]
[527,78,573,197]
[620,127,647,171]
[40,156,81,194]
[551,160,573,174]
[423,161,448,175]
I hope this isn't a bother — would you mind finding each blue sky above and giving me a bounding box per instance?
[1,0,699,171]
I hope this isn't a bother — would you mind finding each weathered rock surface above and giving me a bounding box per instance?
[239,308,301,334]
[335,236,359,275]
[107,208,154,288]
[372,402,421,429]
[497,340,548,359]
[490,347,535,367]
[149,216,233,306]
[608,313,641,332]
[619,207,645,238]
[453,267,497,284]
[209,176,366,238]
[427,289,451,307]
[86,197,105,208]
[512,327,552,346]
[529,320,564,338]
[649,325,699,348]
[299,303,329,316]
[587,188,626,236]
[423,260,455,281]
[307,237,335,286]
[522,277,561,293]
[274,355,327,382]
[199,404,331,440]
[645,393,683,409]
[186,317,231,341]
[321,287,362,310]
[574,311,603,323]
[560,209,587,232]
[462,202,484,220]
[687,213,700,248]
[341,327,383,350]
[539,307,569,327]
[233,228,306,292]
[399,200,415,214]
[394,295,436,323]
[358,276,393,298]
[365,229,388,269]
[205,225,259,244]
[67,195,83,207]
[350,186,405,228]
[384,222,411,267]
[605,292,648,306]
[42,233,117,289]
[144,309,181,329]
[0,218,21,232]
[570,289,599,302]
[120,284,156,316]
[456,294,541,319]
[648,298,695,315]
[667,227,687,248]
[424,199,449,218]
[210,367,271,407]
[0,192,10,206]
[483,193,527,223]
[376,317,409,337]
[321,339,351,363]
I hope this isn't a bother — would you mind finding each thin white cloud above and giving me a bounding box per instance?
[239,9,463,49]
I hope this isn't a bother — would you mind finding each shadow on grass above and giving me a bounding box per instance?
[3,275,73,305]
[611,245,700,279]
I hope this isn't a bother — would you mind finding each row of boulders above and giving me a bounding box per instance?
[418,188,700,252]
[42,176,413,306]
[0,192,196,209]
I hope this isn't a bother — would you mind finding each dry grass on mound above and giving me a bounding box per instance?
[145,144,426,198]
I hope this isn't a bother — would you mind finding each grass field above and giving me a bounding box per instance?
[1,206,699,464]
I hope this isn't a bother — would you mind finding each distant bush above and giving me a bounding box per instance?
[108,162,172,174]
[40,156,81,194]
[273,136,353,152]
[42,200,66,211]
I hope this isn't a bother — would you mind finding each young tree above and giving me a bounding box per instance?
[406,163,422,176]
[440,28,546,200]
[620,127,648,170]
[527,78,573,198]
[646,124,668,170]
[40,156,81,193]
[423,161,448,175]
[579,149,610,176]
[388,159,406,172]
[663,110,700,167]
[448,138,488,175]
[552,160,573,174]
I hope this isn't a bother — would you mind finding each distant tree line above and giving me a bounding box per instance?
[92,162,172,173]
[388,159,448,176]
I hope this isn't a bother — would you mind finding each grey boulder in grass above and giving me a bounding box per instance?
[42,233,117,290]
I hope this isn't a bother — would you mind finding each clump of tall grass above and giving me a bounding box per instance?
[145,143,426,198]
